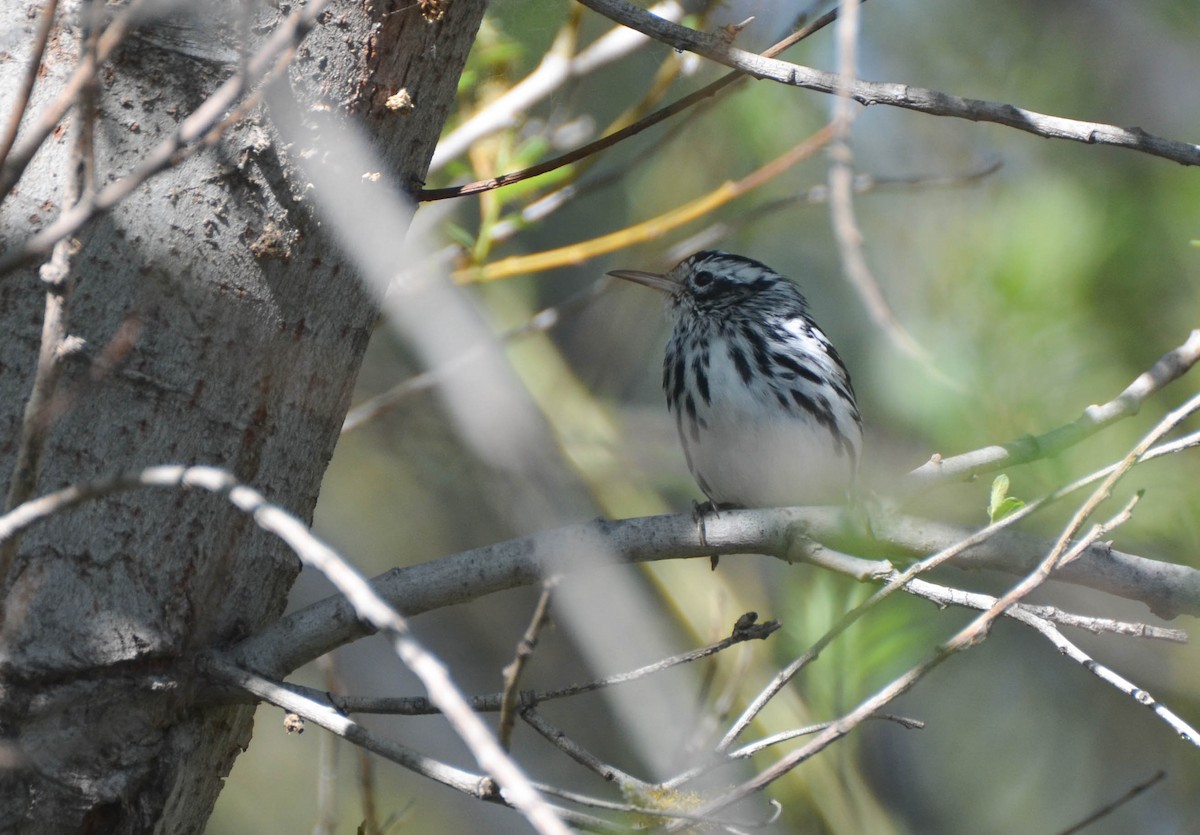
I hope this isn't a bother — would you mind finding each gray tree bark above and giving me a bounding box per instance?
[0,1,485,831]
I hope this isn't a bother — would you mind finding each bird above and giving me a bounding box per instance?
[609,250,862,511]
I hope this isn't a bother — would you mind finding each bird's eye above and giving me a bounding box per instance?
[692,271,714,288]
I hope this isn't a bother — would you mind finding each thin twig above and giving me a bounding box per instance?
[522,708,783,831]
[714,562,862,753]
[521,707,653,792]
[666,159,1003,260]
[0,0,60,169]
[574,0,1200,167]
[207,659,614,833]
[499,581,557,750]
[326,616,779,716]
[209,658,491,795]
[1008,608,1199,746]
[313,655,341,835]
[0,0,153,200]
[453,125,835,282]
[800,547,1187,643]
[686,399,1200,823]
[418,4,847,202]
[1,20,98,570]
[664,713,923,791]
[428,2,684,174]
[1057,771,1166,835]
[903,329,1200,494]
[827,0,952,386]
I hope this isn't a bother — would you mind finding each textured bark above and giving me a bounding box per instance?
[0,1,485,831]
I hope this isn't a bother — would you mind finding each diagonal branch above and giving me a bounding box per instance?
[692,394,1200,820]
[453,125,834,282]
[498,581,557,750]
[0,0,151,200]
[0,0,60,170]
[208,658,615,833]
[419,3,848,202]
[574,0,1200,167]
[427,2,684,176]
[901,329,1200,493]
[319,614,779,716]
[0,464,568,835]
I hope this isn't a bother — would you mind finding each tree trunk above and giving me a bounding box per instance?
[0,1,485,830]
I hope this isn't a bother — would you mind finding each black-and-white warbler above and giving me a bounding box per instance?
[610,250,862,509]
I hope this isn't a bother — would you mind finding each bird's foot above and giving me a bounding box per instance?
[693,499,743,569]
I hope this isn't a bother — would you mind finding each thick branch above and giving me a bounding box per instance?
[235,504,1200,677]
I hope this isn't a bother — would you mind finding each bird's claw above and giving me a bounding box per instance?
[692,499,721,569]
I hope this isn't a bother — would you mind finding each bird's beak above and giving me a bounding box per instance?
[607,268,680,294]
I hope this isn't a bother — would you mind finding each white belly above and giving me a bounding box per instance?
[674,331,861,508]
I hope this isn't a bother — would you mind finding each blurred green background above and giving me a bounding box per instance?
[210,1,1200,832]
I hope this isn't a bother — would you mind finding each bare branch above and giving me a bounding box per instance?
[665,714,923,791]
[499,581,557,750]
[0,0,150,200]
[521,708,653,792]
[1059,771,1166,835]
[0,0,59,169]
[574,0,1200,167]
[688,398,1200,822]
[5,457,1193,692]
[326,615,779,716]
[2,34,99,565]
[803,543,1188,643]
[1005,604,1199,746]
[418,4,846,203]
[428,2,684,174]
[453,125,834,282]
[522,709,786,831]
[0,465,568,835]
[233,463,1200,678]
[207,659,616,833]
[904,571,1185,641]
[903,329,1200,493]
[208,657,491,796]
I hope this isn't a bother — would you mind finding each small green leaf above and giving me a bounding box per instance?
[988,474,1025,523]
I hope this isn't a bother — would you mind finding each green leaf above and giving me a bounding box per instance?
[988,474,1025,523]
